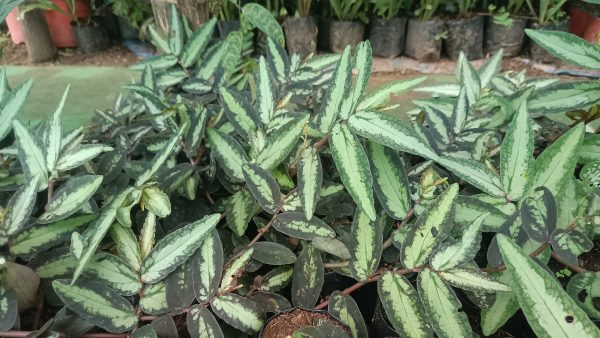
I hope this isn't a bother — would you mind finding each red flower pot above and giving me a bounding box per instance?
[6,9,25,44]
[44,0,90,48]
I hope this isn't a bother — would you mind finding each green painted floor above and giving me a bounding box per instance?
[4,66,452,130]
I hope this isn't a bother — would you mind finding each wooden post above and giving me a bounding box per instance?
[151,0,210,35]
[20,8,56,63]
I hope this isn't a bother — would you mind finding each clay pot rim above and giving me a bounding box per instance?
[259,306,352,338]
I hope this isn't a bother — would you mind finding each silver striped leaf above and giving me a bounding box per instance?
[437,268,511,292]
[220,248,254,292]
[84,252,142,296]
[187,306,224,338]
[348,208,382,281]
[45,86,69,172]
[191,230,223,302]
[225,189,260,236]
[110,224,141,272]
[32,248,75,279]
[219,86,260,141]
[180,17,217,68]
[430,213,487,270]
[167,4,184,57]
[255,112,309,170]
[12,120,48,185]
[528,81,600,117]
[480,271,519,336]
[291,244,324,308]
[525,29,600,69]
[521,187,557,242]
[458,52,481,103]
[139,282,169,315]
[272,212,336,240]
[148,25,170,54]
[207,128,248,182]
[316,46,352,133]
[358,76,426,110]
[259,266,293,292]
[210,293,265,334]
[135,123,186,187]
[340,41,372,119]
[328,291,368,338]
[256,55,276,125]
[131,54,178,71]
[243,163,281,214]
[38,175,103,224]
[297,147,323,220]
[3,174,40,236]
[56,144,113,172]
[0,80,32,142]
[436,156,505,197]
[141,186,171,218]
[478,49,503,88]
[266,37,289,83]
[500,102,533,201]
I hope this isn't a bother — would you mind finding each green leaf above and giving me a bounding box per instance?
[139,212,156,261]
[340,41,372,119]
[167,4,184,56]
[180,18,217,68]
[84,253,142,296]
[348,208,382,281]
[480,271,520,336]
[219,86,259,141]
[357,77,426,111]
[3,174,40,236]
[255,113,309,170]
[207,128,248,182]
[478,49,503,88]
[368,141,410,219]
[292,244,324,308]
[243,163,281,214]
[521,187,557,242]
[210,294,265,334]
[11,215,95,259]
[566,271,600,319]
[418,269,472,338]
[298,147,323,220]
[257,56,276,125]
[141,186,171,218]
[148,25,170,54]
[0,288,17,332]
[52,279,137,333]
[220,248,253,291]
[266,37,289,82]
[330,123,375,220]
[45,86,69,172]
[528,82,600,117]
[187,305,224,338]
[38,175,103,224]
[317,46,352,133]
[500,102,534,201]
[56,144,113,172]
[141,213,220,284]
[437,156,505,197]
[252,241,297,265]
[166,260,194,313]
[33,248,75,279]
[259,266,293,292]
[401,184,458,269]
[328,291,368,338]
[430,213,486,270]
[139,282,168,315]
[458,52,481,103]
[220,31,243,75]
[225,190,259,236]
[525,29,600,69]
[272,212,336,240]
[136,125,185,187]
[133,325,158,338]
[131,54,178,71]
[348,110,438,160]
[242,3,284,46]
[12,120,48,184]
[527,123,584,197]
[191,230,223,302]
[450,87,468,135]
[110,224,141,272]
[551,228,593,266]
[497,234,600,337]
[0,79,32,142]
[438,268,511,292]
[184,106,208,157]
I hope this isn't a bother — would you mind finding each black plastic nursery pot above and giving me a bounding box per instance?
[72,19,111,53]
[529,19,570,63]
[329,21,365,53]
[404,18,444,62]
[369,16,408,58]
[117,16,140,40]
[217,20,240,38]
[259,307,352,338]
[484,17,527,57]
[445,15,484,60]
[283,16,318,56]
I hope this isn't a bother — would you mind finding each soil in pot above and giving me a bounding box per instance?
[283,16,318,57]
[404,18,444,62]
[484,17,527,57]
[218,20,240,38]
[445,15,484,60]
[73,19,111,53]
[329,21,365,53]
[260,308,351,338]
[529,19,570,63]
[369,16,408,58]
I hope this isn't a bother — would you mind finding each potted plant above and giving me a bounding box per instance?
[108,0,152,40]
[526,0,569,62]
[368,0,410,58]
[444,0,484,60]
[485,0,528,56]
[405,0,444,61]
[329,0,369,52]
[283,0,317,56]
[69,1,111,53]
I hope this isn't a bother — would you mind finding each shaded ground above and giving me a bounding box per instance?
[1,42,139,66]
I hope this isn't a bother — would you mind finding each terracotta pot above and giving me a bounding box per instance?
[44,0,90,48]
[6,9,25,44]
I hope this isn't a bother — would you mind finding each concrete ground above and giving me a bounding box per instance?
[4,66,452,130]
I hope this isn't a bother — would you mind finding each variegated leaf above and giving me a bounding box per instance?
[298,147,322,220]
[401,184,458,269]
[220,248,254,292]
[330,123,375,220]
[566,271,600,319]
[551,228,593,266]
[243,163,281,214]
[219,87,259,141]
[139,212,156,261]
[210,293,265,334]
[438,268,511,292]
[255,113,308,169]
[0,80,32,141]
[348,110,439,160]
[252,241,296,265]
[167,4,184,56]
[207,128,248,182]
[56,144,113,172]
[272,212,336,240]
[131,54,178,71]
[139,282,168,315]
[525,29,600,70]
[148,25,170,54]
[242,3,284,46]
[110,224,141,272]
[38,175,103,224]
[136,125,185,187]
[528,82,600,117]
[225,189,259,236]
[266,37,289,82]
[521,187,557,242]
[3,174,40,236]
[478,49,503,88]
[480,271,520,336]
[259,266,293,292]
[12,120,48,184]
[349,208,382,281]
[340,41,372,119]
[357,77,426,110]
[52,279,137,333]
[292,244,324,308]
[430,213,487,270]
[180,17,217,68]
[191,230,223,302]
[418,269,472,338]
[45,86,69,172]
[317,46,352,133]
[84,253,142,296]
[257,56,276,125]
[166,260,194,312]
[184,106,208,157]
[0,288,17,332]
[141,213,220,284]
[378,271,432,338]
[368,141,410,219]
[458,52,481,103]
[500,102,533,201]
[32,248,75,279]
[497,234,600,337]
[187,305,224,338]
[437,156,505,197]
[328,291,368,338]
[141,186,171,218]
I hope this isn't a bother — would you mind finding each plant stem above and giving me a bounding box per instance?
[551,251,587,273]
[46,180,54,210]
[482,242,550,273]
[315,272,382,310]
[313,134,329,151]
[323,261,349,269]
[248,207,281,247]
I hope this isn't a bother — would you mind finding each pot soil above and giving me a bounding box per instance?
[484,17,527,57]
[329,21,365,53]
[445,15,484,60]
[217,20,240,38]
[260,308,351,338]
[529,19,570,63]
[369,16,408,58]
[283,16,318,56]
[404,18,444,62]
[73,20,111,53]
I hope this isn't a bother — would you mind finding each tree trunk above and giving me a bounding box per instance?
[20,7,56,63]
[150,0,172,36]
[151,0,210,35]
